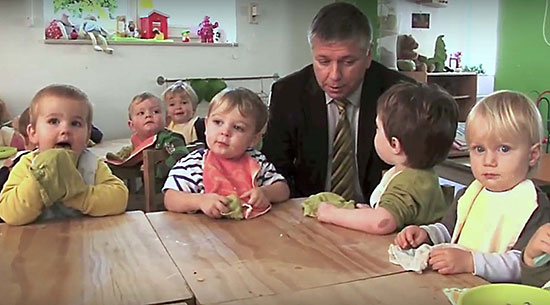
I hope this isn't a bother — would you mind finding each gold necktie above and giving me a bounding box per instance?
[330,99,355,200]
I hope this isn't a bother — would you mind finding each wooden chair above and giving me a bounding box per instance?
[143,149,169,212]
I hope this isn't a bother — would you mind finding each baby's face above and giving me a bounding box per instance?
[128,98,165,140]
[28,96,90,156]
[468,119,540,192]
[166,92,194,124]
[205,106,261,159]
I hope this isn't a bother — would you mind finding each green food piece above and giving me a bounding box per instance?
[222,194,244,220]
[302,192,355,217]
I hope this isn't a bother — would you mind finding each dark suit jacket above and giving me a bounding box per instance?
[262,61,411,199]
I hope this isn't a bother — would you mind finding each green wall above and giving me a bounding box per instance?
[356,0,379,59]
[497,0,550,99]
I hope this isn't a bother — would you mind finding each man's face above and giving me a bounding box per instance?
[311,36,372,100]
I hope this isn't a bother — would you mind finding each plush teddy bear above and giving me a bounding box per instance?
[396,34,435,72]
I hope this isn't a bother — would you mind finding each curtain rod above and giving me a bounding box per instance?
[156,74,280,86]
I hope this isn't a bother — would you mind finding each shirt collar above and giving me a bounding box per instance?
[324,80,363,107]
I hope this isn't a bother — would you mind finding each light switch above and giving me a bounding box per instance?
[249,3,259,24]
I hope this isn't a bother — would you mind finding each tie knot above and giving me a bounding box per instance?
[333,99,348,115]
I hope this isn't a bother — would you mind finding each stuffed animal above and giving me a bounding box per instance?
[80,15,114,54]
[396,34,435,72]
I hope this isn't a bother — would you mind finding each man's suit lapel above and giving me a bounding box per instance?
[357,66,382,183]
[304,73,329,183]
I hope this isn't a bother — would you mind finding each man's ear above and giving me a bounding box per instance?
[529,142,541,167]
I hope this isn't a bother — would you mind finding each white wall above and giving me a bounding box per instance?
[0,0,330,139]
[394,0,499,75]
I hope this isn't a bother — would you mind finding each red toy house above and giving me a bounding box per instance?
[140,10,169,39]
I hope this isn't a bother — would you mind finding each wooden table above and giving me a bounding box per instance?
[0,211,193,305]
[147,199,403,304]
[214,271,487,305]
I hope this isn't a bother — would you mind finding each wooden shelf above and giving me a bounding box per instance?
[401,71,477,121]
[44,39,238,47]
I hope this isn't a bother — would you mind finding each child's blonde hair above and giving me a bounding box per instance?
[128,92,163,120]
[466,90,543,172]
[208,87,268,133]
[30,84,93,128]
[162,81,199,110]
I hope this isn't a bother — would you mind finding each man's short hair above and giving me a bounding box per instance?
[208,87,268,133]
[308,2,372,51]
[128,92,163,120]
[30,84,93,128]
[377,82,458,169]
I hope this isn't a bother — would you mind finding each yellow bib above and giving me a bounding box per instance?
[452,179,538,253]
[168,117,198,144]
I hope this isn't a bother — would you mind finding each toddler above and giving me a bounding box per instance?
[0,84,128,225]
[109,92,189,181]
[163,87,289,218]
[316,82,458,234]
[163,80,206,145]
[395,90,550,282]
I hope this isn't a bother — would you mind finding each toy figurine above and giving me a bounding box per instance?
[153,28,164,40]
[127,21,139,38]
[197,16,218,43]
[181,30,190,42]
[80,15,114,54]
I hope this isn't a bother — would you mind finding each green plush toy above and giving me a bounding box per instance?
[190,79,227,103]
[428,35,447,72]
[106,145,133,161]
[221,194,244,220]
[302,192,355,217]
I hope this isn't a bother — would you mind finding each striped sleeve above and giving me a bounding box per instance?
[248,149,287,187]
[162,149,205,193]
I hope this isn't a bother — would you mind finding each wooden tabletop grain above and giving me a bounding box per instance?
[147,199,404,304]
[0,211,193,305]
[214,270,487,305]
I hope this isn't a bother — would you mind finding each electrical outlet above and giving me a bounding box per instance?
[248,3,259,24]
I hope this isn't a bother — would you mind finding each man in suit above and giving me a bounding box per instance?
[262,2,411,201]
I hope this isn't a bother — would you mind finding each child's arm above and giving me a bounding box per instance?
[0,155,45,225]
[155,132,188,179]
[317,203,397,234]
[63,160,128,216]
[164,190,229,218]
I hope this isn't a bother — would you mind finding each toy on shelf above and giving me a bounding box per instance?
[45,13,78,40]
[181,30,190,42]
[152,28,164,40]
[80,15,114,54]
[140,10,169,39]
[197,16,219,43]
[116,16,127,37]
[396,34,435,72]
[127,20,140,38]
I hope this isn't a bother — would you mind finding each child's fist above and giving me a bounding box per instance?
[394,225,428,249]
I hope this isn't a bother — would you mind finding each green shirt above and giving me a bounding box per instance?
[378,167,449,230]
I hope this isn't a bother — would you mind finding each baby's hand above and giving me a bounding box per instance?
[199,194,229,218]
[524,223,550,267]
[429,247,474,275]
[241,187,270,210]
[394,225,428,249]
[317,202,336,222]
